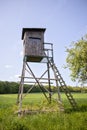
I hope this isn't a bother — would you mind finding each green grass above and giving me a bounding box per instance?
[0,93,87,130]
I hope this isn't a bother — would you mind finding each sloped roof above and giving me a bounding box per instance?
[22,28,46,40]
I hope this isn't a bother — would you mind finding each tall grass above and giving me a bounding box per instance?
[0,93,87,130]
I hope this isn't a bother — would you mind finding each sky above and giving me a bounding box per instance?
[0,0,87,86]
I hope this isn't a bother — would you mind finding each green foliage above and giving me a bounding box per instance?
[0,81,19,94]
[0,81,87,94]
[66,35,87,83]
[0,81,42,94]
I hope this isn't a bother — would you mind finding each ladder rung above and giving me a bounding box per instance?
[50,62,78,109]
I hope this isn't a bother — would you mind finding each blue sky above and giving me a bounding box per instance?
[0,0,87,86]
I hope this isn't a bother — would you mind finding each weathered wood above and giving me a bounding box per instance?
[19,76,56,81]
[23,81,53,84]
[22,28,46,62]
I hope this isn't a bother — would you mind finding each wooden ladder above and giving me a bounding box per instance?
[50,62,78,110]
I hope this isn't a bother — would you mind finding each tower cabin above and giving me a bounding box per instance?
[22,28,46,62]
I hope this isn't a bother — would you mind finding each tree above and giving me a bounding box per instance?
[66,35,87,84]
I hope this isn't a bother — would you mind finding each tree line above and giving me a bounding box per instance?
[0,81,42,94]
[0,81,87,94]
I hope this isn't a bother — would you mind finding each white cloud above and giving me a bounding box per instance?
[8,74,20,81]
[14,74,20,78]
[5,65,13,69]
[20,51,23,57]
[9,76,14,80]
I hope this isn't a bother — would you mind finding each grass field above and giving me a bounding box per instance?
[0,93,87,130]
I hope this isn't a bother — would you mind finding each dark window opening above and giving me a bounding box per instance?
[29,37,41,40]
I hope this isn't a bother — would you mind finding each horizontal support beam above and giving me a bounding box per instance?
[23,81,53,84]
[19,76,56,81]
[44,42,53,45]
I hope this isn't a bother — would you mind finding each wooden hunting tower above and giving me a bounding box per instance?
[17,28,78,115]
[22,28,46,62]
